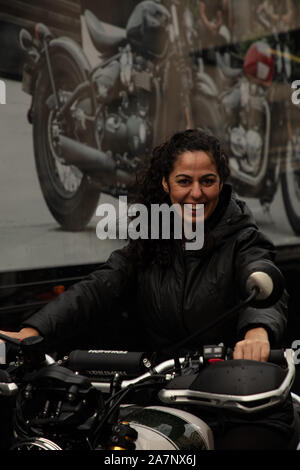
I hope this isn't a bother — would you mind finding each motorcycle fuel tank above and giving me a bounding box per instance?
[121,405,214,450]
[126,1,170,57]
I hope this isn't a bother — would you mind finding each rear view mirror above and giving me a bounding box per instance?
[240,260,285,308]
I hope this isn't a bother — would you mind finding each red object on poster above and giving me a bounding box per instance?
[243,41,275,87]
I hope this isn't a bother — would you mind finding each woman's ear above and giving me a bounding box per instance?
[162,177,169,193]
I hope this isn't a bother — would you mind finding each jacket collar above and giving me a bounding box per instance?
[209,183,258,247]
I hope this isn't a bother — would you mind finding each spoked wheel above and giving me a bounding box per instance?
[281,135,300,235]
[33,50,100,231]
[10,437,62,451]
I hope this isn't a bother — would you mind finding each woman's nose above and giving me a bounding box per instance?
[190,182,202,200]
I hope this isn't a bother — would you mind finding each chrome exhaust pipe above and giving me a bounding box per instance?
[58,135,135,186]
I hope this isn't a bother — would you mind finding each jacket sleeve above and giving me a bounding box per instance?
[21,248,136,349]
[234,227,288,346]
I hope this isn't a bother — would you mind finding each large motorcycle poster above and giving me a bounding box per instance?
[1,0,300,275]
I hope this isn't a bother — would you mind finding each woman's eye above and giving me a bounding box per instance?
[178,179,190,185]
[202,179,215,187]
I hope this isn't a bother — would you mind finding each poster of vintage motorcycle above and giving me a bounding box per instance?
[1,0,300,273]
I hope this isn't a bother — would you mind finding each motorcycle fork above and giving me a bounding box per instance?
[42,39,60,111]
[40,41,96,121]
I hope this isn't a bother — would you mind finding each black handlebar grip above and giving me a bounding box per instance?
[268,349,285,364]
[68,350,150,375]
[226,348,285,364]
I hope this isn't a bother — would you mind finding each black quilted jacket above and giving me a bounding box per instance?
[22,185,288,353]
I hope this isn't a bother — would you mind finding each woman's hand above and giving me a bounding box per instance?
[0,327,40,342]
[233,327,270,362]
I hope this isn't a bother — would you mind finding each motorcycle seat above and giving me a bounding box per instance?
[84,9,127,54]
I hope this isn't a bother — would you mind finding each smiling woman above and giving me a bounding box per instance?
[161,150,223,223]
[124,128,230,268]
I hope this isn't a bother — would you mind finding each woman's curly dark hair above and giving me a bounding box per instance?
[124,128,230,269]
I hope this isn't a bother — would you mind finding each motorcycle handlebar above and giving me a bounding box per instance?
[226,348,285,364]
[68,350,152,376]
[67,348,287,388]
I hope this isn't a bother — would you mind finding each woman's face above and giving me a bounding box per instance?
[162,150,223,223]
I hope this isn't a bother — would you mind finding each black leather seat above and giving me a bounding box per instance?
[84,9,127,54]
